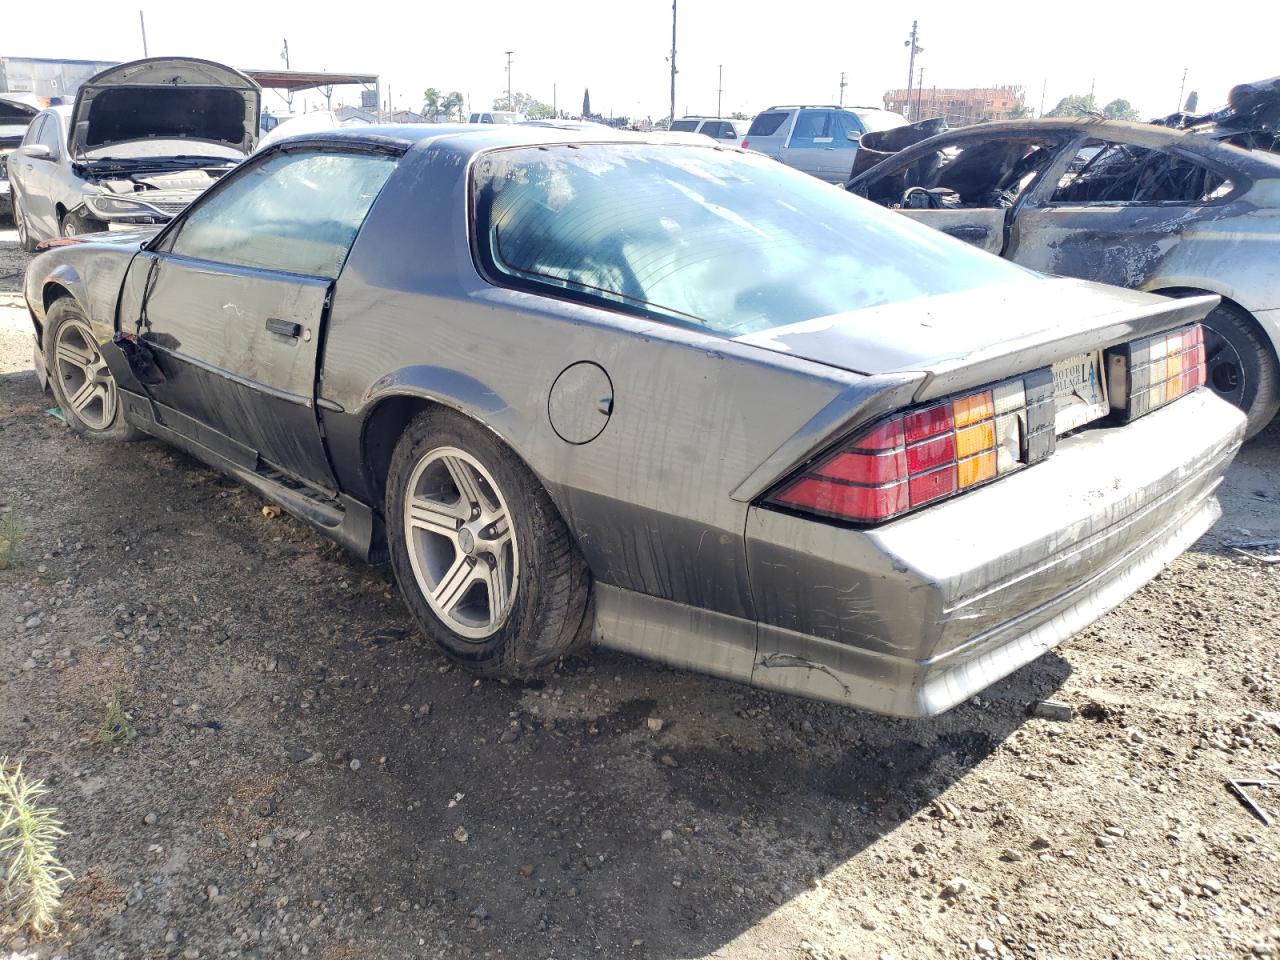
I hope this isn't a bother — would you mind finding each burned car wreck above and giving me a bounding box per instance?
[847,114,1280,437]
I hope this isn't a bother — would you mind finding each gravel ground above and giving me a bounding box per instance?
[1,229,1279,960]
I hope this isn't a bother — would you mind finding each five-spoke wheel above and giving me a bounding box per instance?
[54,317,117,430]
[404,447,519,639]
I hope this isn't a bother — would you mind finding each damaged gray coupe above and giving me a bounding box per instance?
[21,125,1244,717]
[847,115,1280,437]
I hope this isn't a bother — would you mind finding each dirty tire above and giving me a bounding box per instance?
[387,407,591,676]
[59,209,107,238]
[43,298,144,442]
[13,196,38,252]
[1201,302,1280,439]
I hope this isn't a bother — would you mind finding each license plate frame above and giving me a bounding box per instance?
[1052,350,1109,434]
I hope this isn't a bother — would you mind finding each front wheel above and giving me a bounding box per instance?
[43,299,143,441]
[60,209,108,238]
[13,196,37,252]
[387,408,591,676]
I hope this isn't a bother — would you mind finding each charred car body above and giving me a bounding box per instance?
[847,117,1280,437]
[5,57,260,249]
[21,125,1244,717]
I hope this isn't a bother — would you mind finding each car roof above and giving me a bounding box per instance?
[265,122,726,156]
[880,117,1280,180]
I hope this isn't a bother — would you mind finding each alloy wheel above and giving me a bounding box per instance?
[54,319,117,430]
[403,446,519,640]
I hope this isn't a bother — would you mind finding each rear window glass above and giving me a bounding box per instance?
[472,144,1037,337]
[746,112,787,137]
[670,119,700,132]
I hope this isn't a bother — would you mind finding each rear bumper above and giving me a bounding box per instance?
[745,388,1245,717]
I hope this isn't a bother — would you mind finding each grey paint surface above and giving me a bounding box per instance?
[21,124,1246,716]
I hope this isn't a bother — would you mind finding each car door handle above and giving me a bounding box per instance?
[266,317,302,338]
[942,225,991,242]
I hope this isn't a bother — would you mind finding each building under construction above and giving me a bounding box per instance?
[883,85,1026,126]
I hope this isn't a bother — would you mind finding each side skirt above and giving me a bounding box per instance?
[119,389,385,562]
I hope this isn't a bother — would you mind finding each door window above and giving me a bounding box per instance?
[36,114,61,157]
[746,111,788,137]
[169,148,398,279]
[862,137,1059,208]
[788,110,836,148]
[1051,139,1233,204]
[22,115,45,147]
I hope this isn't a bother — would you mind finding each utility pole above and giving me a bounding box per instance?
[139,10,148,57]
[281,39,292,112]
[668,0,678,126]
[1177,67,1188,112]
[838,71,847,107]
[553,83,557,118]
[1039,78,1047,118]
[903,20,921,121]
[717,64,723,118]
[915,67,924,120]
[1089,76,1096,111]
[505,51,513,110]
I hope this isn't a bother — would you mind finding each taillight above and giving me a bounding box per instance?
[1106,324,1205,423]
[741,139,750,149]
[771,370,1056,524]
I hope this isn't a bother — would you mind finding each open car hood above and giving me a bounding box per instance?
[70,57,261,157]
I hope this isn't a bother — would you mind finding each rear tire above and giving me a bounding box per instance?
[43,299,144,442]
[1200,302,1279,439]
[387,407,591,676]
[13,196,37,252]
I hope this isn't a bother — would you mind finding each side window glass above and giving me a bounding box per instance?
[37,115,61,156]
[170,149,398,279]
[789,110,833,148]
[1053,139,1232,204]
[745,112,787,137]
[22,115,45,147]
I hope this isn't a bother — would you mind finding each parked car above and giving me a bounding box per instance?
[0,95,38,221]
[5,57,260,249]
[847,118,1280,437]
[669,116,747,143]
[743,104,905,182]
[467,111,521,124]
[21,125,1243,717]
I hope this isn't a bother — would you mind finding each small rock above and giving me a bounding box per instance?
[349,759,361,771]
[999,848,1024,862]
[1104,826,1125,838]
[498,727,520,744]
[660,829,675,843]
[1201,877,1223,895]
[285,746,311,764]
[21,659,36,671]
[659,753,679,768]
[142,812,158,826]
[646,717,664,733]
[976,939,996,955]
[1098,912,1120,928]
[1095,836,1114,848]
[164,928,180,944]
[940,877,968,899]
[1030,836,1051,850]
[452,826,469,843]
[518,864,535,877]
[1030,700,1072,720]
[256,798,277,817]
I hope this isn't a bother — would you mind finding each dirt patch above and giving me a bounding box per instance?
[1,234,1278,959]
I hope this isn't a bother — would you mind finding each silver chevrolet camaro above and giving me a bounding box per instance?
[20,125,1245,717]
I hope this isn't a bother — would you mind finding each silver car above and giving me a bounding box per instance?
[20,126,1243,717]
[0,95,38,221]
[743,104,905,182]
[6,56,260,249]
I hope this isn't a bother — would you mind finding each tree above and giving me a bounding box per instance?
[1184,90,1199,113]
[1102,98,1140,121]
[1046,94,1097,118]
[442,91,464,121]
[493,91,553,117]
[582,88,591,118]
[422,87,442,120]
[729,110,750,120]
[1007,103,1034,119]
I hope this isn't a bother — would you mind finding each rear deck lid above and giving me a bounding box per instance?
[733,278,1218,402]
[70,57,262,158]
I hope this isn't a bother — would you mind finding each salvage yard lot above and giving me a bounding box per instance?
[1,229,1279,959]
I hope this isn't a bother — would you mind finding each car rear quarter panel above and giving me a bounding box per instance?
[24,240,139,345]
[320,141,895,620]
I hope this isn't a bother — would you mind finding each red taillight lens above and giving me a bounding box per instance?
[1106,323,1206,423]
[771,373,1055,525]
[741,138,750,149]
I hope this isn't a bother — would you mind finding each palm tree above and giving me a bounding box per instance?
[443,91,464,121]
[422,88,442,122]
